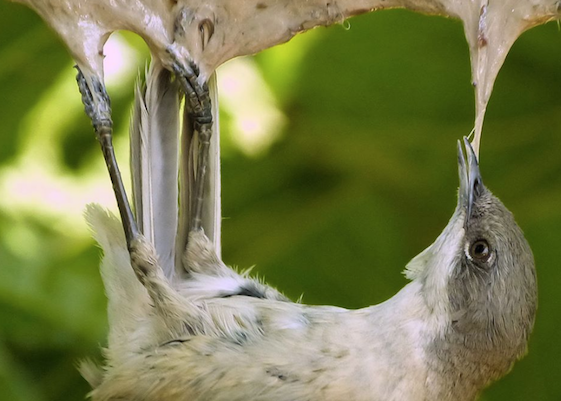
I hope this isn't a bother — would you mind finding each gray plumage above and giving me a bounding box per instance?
[130,61,180,278]
[81,66,537,401]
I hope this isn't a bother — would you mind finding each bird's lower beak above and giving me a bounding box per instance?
[457,137,483,224]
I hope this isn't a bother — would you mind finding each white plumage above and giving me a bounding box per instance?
[83,204,433,401]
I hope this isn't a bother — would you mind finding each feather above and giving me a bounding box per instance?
[83,205,150,347]
[130,61,180,280]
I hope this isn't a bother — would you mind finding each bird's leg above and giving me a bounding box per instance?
[76,69,139,247]
[129,236,203,334]
[77,68,196,328]
[171,60,213,233]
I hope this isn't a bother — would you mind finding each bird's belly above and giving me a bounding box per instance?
[92,331,430,401]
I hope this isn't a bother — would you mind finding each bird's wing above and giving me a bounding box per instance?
[174,230,289,302]
[129,60,286,301]
[130,61,180,280]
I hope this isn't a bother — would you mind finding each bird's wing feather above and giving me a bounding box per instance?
[130,61,180,280]
[129,62,282,300]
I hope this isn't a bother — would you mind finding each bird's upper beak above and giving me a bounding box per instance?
[457,137,483,224]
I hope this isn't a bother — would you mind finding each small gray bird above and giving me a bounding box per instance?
[81,64,537,401]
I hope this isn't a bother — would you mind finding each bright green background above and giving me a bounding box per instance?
[1,2,560,400]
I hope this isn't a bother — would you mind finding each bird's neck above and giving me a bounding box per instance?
[371,282,520,401]
[424,328,519,400]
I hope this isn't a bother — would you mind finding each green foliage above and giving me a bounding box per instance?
[1,2,560,400]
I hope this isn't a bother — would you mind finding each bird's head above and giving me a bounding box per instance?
[405,139,537,359]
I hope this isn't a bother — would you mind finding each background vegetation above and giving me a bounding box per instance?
[1,2,560,400]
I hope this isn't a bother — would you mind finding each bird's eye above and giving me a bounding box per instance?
[469,239,491,262]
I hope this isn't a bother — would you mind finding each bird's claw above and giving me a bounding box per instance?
[171,60,212,129]
[76,70,112,133]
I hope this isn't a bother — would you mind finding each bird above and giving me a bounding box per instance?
[79,62,537,401]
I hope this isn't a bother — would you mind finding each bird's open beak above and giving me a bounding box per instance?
[457,137,483,224]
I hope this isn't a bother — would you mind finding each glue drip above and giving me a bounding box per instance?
[445,0,560,158]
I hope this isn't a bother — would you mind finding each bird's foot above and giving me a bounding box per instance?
[129,236,199,333]
[182,229,223,275]
[171,59,212,129]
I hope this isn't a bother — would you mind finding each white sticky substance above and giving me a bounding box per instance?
[12,0,561,154]
[444,0,559,157]
[11,0,175,77]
